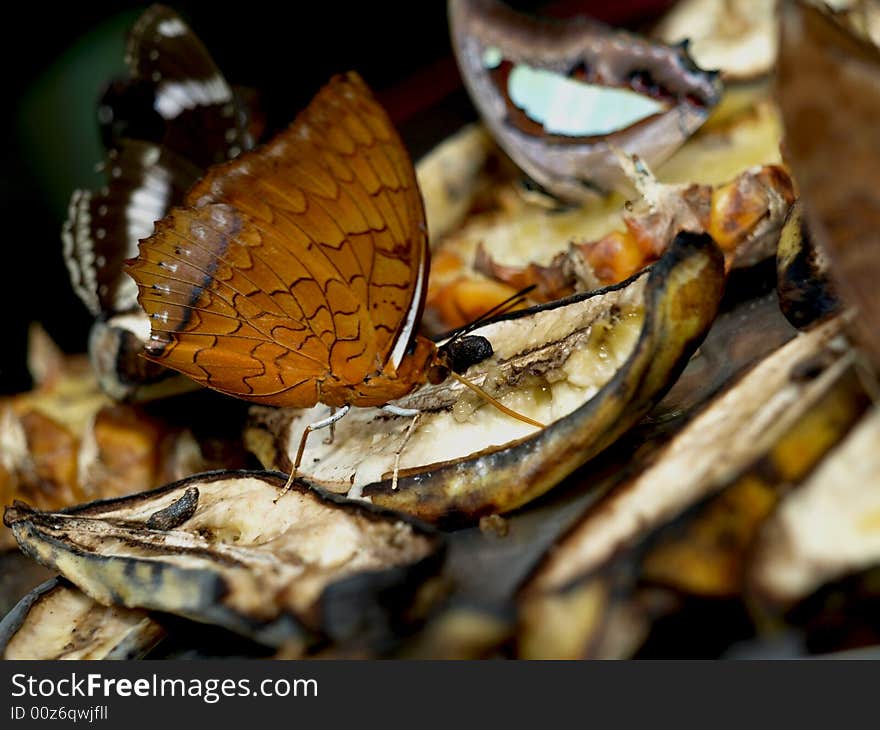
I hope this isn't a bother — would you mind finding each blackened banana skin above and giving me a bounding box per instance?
[776,202,840,330]
[4,471,444,650]
[364,232,725,524]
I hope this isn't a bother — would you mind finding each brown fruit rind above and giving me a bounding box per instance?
[0,577,165,660]
[363,231,725,524]
[4,470,445,648]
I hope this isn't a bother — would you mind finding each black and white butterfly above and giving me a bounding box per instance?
[61,4,258,398]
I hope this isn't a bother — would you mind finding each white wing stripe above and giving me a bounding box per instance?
[388,242,425,370]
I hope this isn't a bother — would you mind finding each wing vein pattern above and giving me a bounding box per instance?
[128,73,427,408]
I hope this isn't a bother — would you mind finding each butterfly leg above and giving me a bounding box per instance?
[275,405,351,502]
[322,407,338,445]
[381,405,421,490]
[381,405,418,418]
[393,414,420,491]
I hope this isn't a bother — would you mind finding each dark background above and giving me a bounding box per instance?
[2,0,672,394]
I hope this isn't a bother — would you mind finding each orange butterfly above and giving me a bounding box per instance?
[127,72,540,486]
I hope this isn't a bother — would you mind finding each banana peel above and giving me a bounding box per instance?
[248,232,724,525]
[0,577,164,660]
[3,471,444,648]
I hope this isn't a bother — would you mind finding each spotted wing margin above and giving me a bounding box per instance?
[62,140,201,315]
[187,72,429,371]
[123,4,252,167]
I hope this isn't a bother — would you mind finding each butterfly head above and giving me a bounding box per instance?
[428,335,494,385]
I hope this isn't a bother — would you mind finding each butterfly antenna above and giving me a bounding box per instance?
[449,371,544,429]
[445,285,537,346]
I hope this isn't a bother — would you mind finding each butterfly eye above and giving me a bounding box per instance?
[440,335,494,375]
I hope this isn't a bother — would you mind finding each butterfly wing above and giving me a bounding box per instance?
[63,141,201,315]
[64,5,255,318]
[127,73,429,408]
[123,4,253,167]
[97,78,165,152]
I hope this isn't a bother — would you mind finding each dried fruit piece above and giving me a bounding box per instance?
[415,124,511,246]
[449,0,722,202]
[517,316,865,656]
[653,0,778,82]
[4,471,444,648]
[0,327,246,549]
[426,276,523,335]
[517,575,611,660]
[477,161,794,298]
[750,404,880,607]
[776,201,840,330]
[422,99,784,332]
[640,359,869,598]
[0,409,83,517]
[394,605,512,659]
[777,0,880,370]
[0,577,165,660]
[249,231,724,524]
[0,335,104,549]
